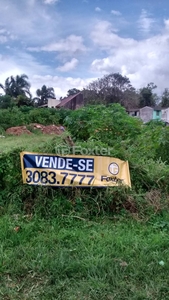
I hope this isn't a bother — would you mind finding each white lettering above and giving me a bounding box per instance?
[86,160,93,172]
[66,159,73,170]
[35,156,43,167]
[42,157,49,168]
[78,159,86,171]
[49,157,57,168]
[58,158,65,169]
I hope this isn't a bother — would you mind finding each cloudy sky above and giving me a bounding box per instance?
[0,0,168,98]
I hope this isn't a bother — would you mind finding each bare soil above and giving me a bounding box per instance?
[6,123,65,136]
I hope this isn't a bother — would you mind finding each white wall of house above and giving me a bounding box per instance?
[48,98,61,108]
[139,106,153,123]
[128,106,169,123]
[161,108,169,123]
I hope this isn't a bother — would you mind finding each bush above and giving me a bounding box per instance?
[1,103,169,219]
[64,104,142,144]
[0,107,70,130]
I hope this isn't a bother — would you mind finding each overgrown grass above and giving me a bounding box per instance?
[0,134,59,153]
[0,214,169,299]
[1,105,169,299]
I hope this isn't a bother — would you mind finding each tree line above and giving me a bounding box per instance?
[83,75,168,109]
[0,74,56,109]
[0,73,169,109]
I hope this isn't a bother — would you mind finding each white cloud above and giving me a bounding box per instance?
[164,19,169,30]
[0,57,23,87]
[28,35,87,57]
[0,28,17,44]
[111,10,122,16]
[57,58,79,72]
[91,21,135,50]
[44,0,59,4]
[31,75,95,98]
[1,0,168,100]
[42,35,86,53]
[0,51,51,93]
[90,19,169,94]
[0,29,6,34]
[138,9,155,34]
[95,7,101,12]
[0,0,61,45]
[0,51,93,98]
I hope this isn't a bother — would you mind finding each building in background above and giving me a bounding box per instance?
[127,106,169,123]
[48,98,61,108]
[161,107,169,123]
[127,108,140,117]
[56,92,84,110]
[139,106,154,123]
[39,92,84,110]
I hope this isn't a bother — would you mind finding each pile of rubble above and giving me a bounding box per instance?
[6,126,31,136]
[6,123,65,136]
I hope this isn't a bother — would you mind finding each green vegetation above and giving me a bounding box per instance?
[0,134,56,154]
[1,104,169,299]
[0,75,56,108]
[0,106,62,131]
[1,71,169,110]
[33,85,56,107]
[1,215,169,299]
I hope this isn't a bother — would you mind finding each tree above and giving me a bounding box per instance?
[15,95,34,107]
[0,74,31,99]
[67,88,80,96]
[64,103,141,143]
[161,88,169,107]
[84,73,137,108]
[0,95,13,109]
[139,82,157,108]
[0,77,13,96]
[34,85,55,106]
[122,89,140,109]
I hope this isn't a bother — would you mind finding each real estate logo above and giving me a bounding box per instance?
[108,163,119,175]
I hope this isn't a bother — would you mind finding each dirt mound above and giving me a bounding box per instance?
[6,124,65,136]
[30,123,65,135]
[6,126,31,135]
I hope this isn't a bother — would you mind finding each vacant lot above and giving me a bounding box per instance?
[1,109,169,299]
[0,134,58,154]
[0,214,169,300]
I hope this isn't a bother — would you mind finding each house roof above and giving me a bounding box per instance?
[140,106,154,110]
[56,92,82,108]
[38,104,48,108]
[153,105,162,110]
[126,108,139,112]
[127,105,169,111]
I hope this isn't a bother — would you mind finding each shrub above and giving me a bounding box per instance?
[1,103,169,219]
[64,104,142,145]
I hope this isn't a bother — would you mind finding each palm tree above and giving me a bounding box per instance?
[0,77,13,96]
[11,74,31,98]
[34,85,55,106]
[0,74,31,98]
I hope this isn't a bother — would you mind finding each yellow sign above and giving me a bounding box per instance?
[20,152,131,188]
